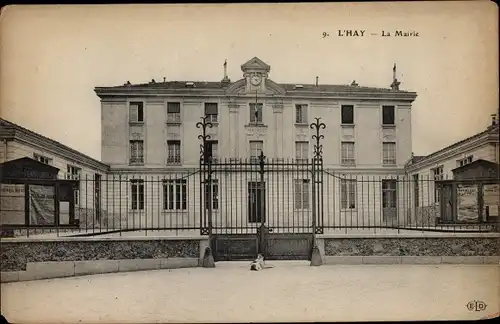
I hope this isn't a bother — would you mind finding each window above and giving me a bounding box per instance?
[340,179,357,209]
[167,102,181,123]
[382,180,397,208]
[341,105,354,124]
[382,142,396,165]
[131,179,145,210]
[413,174,419,207]
[295,104,308,124]
[341,142,355,165]
[249,141,263,163]
[382,105,395,125]
[167,140,181,164]
[163,179,187,210]
[205,140,218,163]
[249,103,263,123]
[130,140,144,164]
[295,141,308,163]
[294,179,310,210]
[205,179,219,210]
[458,155,473,167]
[66,165,81,205]
[33,153,51,165]
[205,103,218,123]
[129,102,144,123]
[432,166,444,203]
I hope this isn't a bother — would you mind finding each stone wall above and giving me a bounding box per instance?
[323,237,499,257]
[1,238,200,272]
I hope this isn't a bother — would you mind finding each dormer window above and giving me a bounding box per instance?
[185,82,195,88]
[295,84,304,89]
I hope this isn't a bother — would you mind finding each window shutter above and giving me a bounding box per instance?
[129,103,138,122]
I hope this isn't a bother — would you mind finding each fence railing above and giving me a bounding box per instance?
[1,169,498,238]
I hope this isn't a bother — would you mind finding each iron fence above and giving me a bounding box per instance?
[1,170,498,238]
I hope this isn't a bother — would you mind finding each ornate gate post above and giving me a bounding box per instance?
[310,117,326,266]
[257,150,268,258]
[197,117,215,267]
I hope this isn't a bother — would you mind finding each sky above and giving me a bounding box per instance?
[0,2,498,161]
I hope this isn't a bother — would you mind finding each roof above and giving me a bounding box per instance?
[406,123,499,170]
[451,159,500,172]
[0,118,109,171]
[0,157,60,180]
[95,79,412,94]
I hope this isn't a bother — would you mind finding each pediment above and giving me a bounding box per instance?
[241,57,271,72]
[225,78,286,95]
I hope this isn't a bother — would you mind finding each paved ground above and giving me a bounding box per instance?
[1,262,498,323]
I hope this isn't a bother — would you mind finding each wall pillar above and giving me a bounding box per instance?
[272,100,284,159]
[229,102,240,158]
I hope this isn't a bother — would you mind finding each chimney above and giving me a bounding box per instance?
[351,80,358,87]
[315,76,319,87]
[163,77,166,83]
[491,114,498,126]
[221,59,231,87]
[150,79,156,84]
[390,63,401,91]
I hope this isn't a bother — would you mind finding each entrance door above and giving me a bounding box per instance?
[94,174,101,221]
[382,179,397,222]
[248,182,266,224]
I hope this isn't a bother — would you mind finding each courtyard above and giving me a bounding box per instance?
[1,262,498,323]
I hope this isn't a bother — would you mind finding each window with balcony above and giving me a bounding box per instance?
[295,104,308,124]
[167,102,181,123]
[382,142,396,165]
[249,103,263,124]
[341,142,355,165]
[341,105,354,124]
[167,140,181,164]
[129,140,144,164]
[129,102,144,123]
[205,103,218,123]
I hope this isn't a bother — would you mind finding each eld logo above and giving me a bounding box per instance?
[467,300,487,312]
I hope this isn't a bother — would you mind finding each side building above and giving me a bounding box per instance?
[0,119,110,229]
[404,114,499,227]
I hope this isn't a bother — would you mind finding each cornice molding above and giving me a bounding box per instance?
[95,88,417,103]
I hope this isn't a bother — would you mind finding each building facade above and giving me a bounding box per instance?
[94,57,418,232]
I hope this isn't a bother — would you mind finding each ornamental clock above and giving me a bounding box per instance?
[250,74,262,86]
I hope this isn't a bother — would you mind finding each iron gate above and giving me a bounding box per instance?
[197,117,326,261]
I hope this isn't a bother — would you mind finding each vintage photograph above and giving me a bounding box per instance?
[0,2,498,323]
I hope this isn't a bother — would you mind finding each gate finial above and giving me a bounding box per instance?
[196,116,213,162]
[310,117,326,160]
